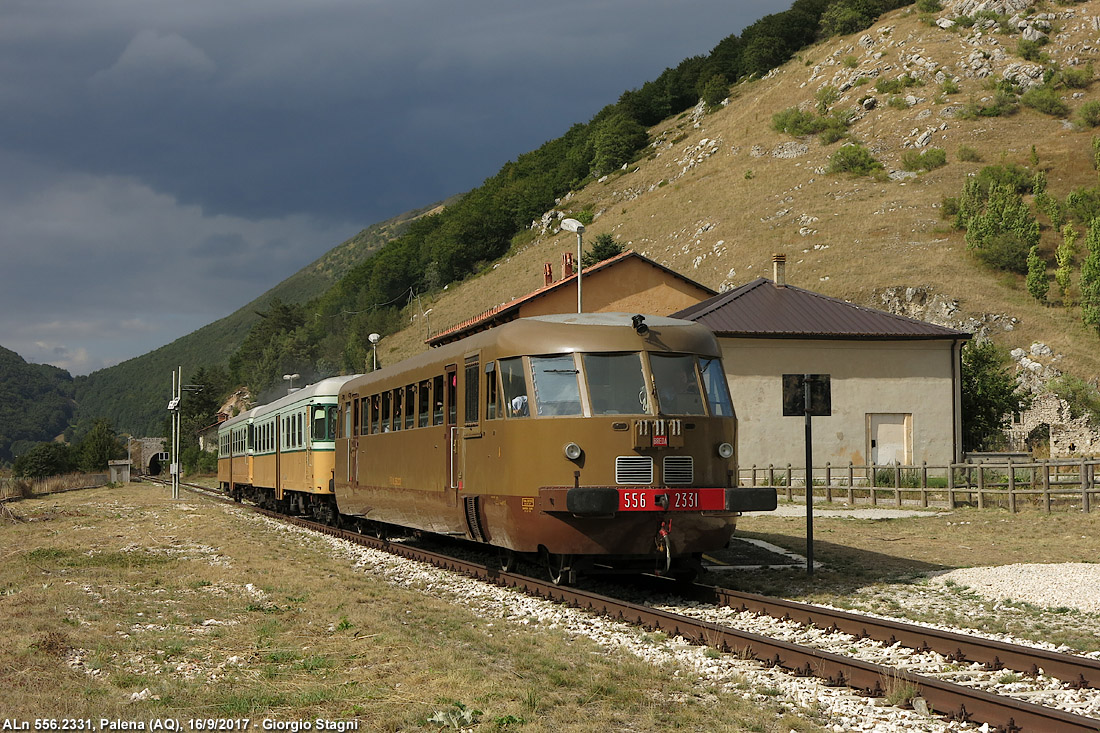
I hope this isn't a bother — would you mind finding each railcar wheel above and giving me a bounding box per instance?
[546,552,574,585]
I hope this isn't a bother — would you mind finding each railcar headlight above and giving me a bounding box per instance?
[563,442,583,461]
[717,442,734,459]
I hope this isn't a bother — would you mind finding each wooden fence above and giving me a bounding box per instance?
[739,458,1100,513]
[0,473,109,501]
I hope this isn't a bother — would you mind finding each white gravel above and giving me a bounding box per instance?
[928,563,1100,614]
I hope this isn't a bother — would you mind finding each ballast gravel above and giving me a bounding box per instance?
[929,563,1100,614]
[237,508,1100,733]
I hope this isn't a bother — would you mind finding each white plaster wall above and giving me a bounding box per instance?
[721,338,960,473]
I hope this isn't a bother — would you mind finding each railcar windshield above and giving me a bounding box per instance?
[583,353,647,415]
[700,357,734,417]
[650,353,706,416]
[530,355,583,416]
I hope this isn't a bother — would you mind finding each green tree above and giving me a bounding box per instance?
[590,113,647,175]
[581,233,624,267]
[699,73,729,110]
[1026,245,1048,302]
[14,442,76,478]
[1056,224,1078,301]
[960,339,1031,452]
[964,182,1039,273]
[77,418,124,472]
[1081,219,1100,334]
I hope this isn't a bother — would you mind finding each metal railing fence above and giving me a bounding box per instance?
[740,458,1100,513]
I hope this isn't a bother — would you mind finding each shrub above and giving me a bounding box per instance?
[958,89,1019,118]
[1056,224,1079,301]
[957,145,982,162]
[842,55,859,69]
[1051,374,1100,423]
[1059,63,1093,90]
[942,78,960,95]
[772,107,826,136]
[827,144,883,176]
[901,147,947,171]
[963,182,1040,273]
[1016,39,1047,63]
[1066,187,1100,223]
[917,0,942,11]
[875,75,920,94]
[1021,86,1069,117]
[887,95,910,109]
[815,85,840,114]
[818,115,851,144]
[1078,100,1100,128]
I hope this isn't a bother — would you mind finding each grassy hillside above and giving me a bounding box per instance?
[375,1,1100,383]
[71,200,452,436]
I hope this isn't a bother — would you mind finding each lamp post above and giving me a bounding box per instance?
[561,218,585,313]
[283,373,300,394]
[368,333,381,371]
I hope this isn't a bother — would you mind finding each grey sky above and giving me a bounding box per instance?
[1,0,788,375]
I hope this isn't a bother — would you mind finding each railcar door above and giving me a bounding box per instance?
[275,416,283,501]
[445,364,458,507]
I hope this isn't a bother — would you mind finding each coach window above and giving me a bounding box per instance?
[446,367,458,426]
[499,357,529,418]
[381,391,392,432]
[418,380,431,427]
[368,394,378,434]
[297,412,304,447]
[485,362,498,420]
[433,375,445,425]
[464,357,479,426]
[393,389,403,431]
[530,355,582,416]
[351,399,360,437]
[405,385,416,429]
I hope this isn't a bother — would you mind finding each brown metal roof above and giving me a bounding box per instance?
[671,278,970,340]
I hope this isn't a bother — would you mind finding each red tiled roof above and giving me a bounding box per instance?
[426,250,715,347]
[672,278,970,340]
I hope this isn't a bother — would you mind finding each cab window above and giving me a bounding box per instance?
[583,353,647,415]
[530,355,582,416]
[650,353,705,415]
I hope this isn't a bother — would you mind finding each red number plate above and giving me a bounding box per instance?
[617,488,726,511]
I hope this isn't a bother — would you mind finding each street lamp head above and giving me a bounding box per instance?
[283,373,300,382]
[561,218,585,234]
[368,333,381,345]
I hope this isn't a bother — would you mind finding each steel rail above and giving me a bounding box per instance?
[639,579,1100,690]
[251,509,1100,733]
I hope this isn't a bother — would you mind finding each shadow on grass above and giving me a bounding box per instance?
[711,530,948,598]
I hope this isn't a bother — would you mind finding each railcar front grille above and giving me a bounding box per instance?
[663,456,694,484]
[616,456,653,485]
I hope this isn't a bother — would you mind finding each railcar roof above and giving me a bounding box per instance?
[341,313,719,397]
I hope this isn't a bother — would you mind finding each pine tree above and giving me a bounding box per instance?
[1056,224,1078,302]
[1026,245,1048,302]
[1082,219,1100,334]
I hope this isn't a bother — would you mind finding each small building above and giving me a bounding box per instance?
[428,250,715,346]
[108,460,131,483]
[673,255,971,472]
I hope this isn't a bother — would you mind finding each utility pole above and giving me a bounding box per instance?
[168,367,181,500]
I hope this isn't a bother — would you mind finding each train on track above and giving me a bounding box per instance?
[218,312,777,582]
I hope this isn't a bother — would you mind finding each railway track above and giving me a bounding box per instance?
[157,478,1100,731]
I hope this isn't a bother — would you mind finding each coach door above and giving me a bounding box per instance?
[275,417,283,501]
[445,364,459,505]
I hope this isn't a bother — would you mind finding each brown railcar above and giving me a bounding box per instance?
[335,313,776,581]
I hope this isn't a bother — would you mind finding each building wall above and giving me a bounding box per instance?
[720,338,962,473]
[522,259,710,318]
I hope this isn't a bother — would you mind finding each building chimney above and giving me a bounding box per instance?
[772,253,787,287]
[543,263,553,287]
[562,251,575,280]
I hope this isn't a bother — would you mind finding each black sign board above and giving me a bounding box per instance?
[782,374,832,417]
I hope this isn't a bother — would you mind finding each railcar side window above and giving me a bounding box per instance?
[344,402,352,440]
[650,353,706,416]
[381,391,392,432]
[371,395,380,434]
[583,353,647,415]
[313,407,325,441]
[700,358,734,417]
[499,357,528,418]
[405,385,416,429]
[418,380,430,427]
[485,362,498,420]
[530,355,582,416]
[432,375,444,425]
[393,389,403,431]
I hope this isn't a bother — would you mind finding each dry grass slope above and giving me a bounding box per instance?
[378,2,1100,382]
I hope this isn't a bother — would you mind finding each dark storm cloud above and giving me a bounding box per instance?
[0,0,790,373]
